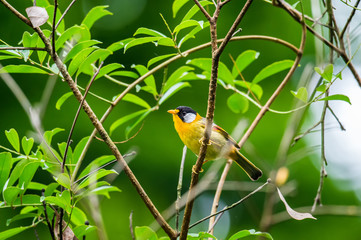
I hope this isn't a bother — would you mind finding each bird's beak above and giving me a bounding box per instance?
[167,109,179,115]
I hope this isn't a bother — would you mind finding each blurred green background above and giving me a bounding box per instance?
[0,0,361,239]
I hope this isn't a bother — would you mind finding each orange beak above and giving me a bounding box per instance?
[167,109,179,115]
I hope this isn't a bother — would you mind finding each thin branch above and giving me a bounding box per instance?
[192,0,211,20]
[176,146,187,233]
[208,159,232,234]
[327,106,345,131]
[189,179,270,229]
[217,0,254,55]
[42,189,56,240]
[129,211,135,240]
[292,120,321,146]
[55,0,77,30]
[52,0,57,55]
[340,0,361,42]
[0,0,32,27]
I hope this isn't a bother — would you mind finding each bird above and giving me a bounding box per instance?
[168,106,262,181]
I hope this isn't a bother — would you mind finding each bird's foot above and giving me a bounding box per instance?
[192,165,204,174]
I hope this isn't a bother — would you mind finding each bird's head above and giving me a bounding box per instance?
[168,106,198,123]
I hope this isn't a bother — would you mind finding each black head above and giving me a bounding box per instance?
[176,106,197,123]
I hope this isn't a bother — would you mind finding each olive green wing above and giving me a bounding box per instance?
[199,118,240,149]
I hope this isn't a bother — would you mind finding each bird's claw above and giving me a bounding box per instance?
[192,165,204,174]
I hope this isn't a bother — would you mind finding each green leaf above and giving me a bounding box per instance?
[0,65,49,74]
[45,191,71,212]
[163,66,194,93]
[44,183,59,197]
[21,136,34,156]
[54,173,71,189]
[77,49,112,77]
[252,60,294,84]
[78,155,115,180]
[0,55,19,60]
[76,169,118,190]
[134,27,166,37]
[96,63,124,80]
[173,20,203,34]
[187,58,234,85]
[0,153,12,195]
[125,109,152,139]
[314,64,333,82]
[178,21,210,47]
[157,37,175,47]
[182,0,213,21]
[107,38,134,52]
[227,93,249,113]
[123,93,151,109]
[73,225,96,239]
[0,194,41,208]
[232,50,259,78]
[147,53,177,68]
[110,109,148,135]
[132,65,158,96]
[291,87,308,103]
[64,40,102,63]
[5,128,20,152]
[234,80,263,99]
[71,207,87,226]
[21,31,39,59]
[316,82,328,93]
[173,0,191,18]
[319,94,351,105]
[27,182,47,191]
[109,70,139,79]
[68,47,96,76]
[45,5,64,33]
[36,29,51,64]
[187,232,216,240]
[159,82,190,105]
[43,128,64,146]
[0,226,32,240]
[56,92,73,110]
[228,229,273,240]
[6,213,37,226]
[73,137,90,167]
[19,162,40,193]
[3,187,21,205]
[7,159,27,187]
[82,6,112,30]
[124,37,162,52]
[55,25,91,51]
[88,185,121,199]
[135,226,157,240]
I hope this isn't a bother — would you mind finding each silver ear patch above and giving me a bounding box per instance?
[183,113,196,123]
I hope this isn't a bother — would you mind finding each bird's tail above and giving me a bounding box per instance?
[229,150,262,181]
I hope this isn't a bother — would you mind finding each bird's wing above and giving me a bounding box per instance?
[199,118,240,149]
[212,124,240,149]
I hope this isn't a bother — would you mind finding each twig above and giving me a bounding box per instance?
[340,0,361,39]
[55,0,77,30]
[327,106,345,131]
[42,189,55,240]
[176,145,187,233]
[52,0,57,55]
[129,211,135,240]
[208,159,231,234]
[292,120,321,146]
[189,179,270,229]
